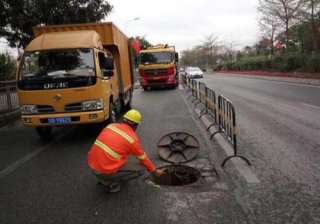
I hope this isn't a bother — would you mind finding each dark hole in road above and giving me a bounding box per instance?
[151,165,200,186]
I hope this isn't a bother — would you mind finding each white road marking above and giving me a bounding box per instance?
[302,103,320,110]
[0,128,73,179]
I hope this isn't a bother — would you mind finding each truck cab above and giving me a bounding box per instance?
[139,44,179,90]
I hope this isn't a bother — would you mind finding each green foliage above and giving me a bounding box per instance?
[306,55,320,72]
[0,53,16,81]
[220,52,318,73]
[0,0,113,48]
[130,36,152,50]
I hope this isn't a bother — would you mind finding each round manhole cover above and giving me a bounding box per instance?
[157,132,199,164]
[151,165,201,186]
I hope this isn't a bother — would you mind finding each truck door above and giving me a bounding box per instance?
[98,51,119,102]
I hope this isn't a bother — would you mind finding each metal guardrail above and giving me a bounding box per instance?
[200,87,217,123]
[0,81,19,111]
[187,79,198,102]
[210,95,251,167]
[180,74,187,87]
[183,77,250,167]
[194,82,206,108]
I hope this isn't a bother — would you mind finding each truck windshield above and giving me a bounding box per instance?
[140,52,174,64]
[19,48,95,80]
[17,49,97,90]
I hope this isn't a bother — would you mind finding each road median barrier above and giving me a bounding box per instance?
[194,82,206,109]
[181,74,251,167]
[199,86,217,123]
[187,79,198,102]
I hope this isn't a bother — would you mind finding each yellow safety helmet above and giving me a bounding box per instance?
[123,109,142,124]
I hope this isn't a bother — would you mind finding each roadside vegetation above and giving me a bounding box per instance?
[0,52,16,81]
[180,0,320,74]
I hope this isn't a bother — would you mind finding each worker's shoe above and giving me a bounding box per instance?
[97,181,121,193]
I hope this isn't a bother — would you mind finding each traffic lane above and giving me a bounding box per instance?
[0,121,70,171]
[0,88,247,223]
[200,75,320,221]
[0,124,168,224]
[202,73,320,149]
[233,91,320,184]
[203,75,320,186]
[204,73,320,107]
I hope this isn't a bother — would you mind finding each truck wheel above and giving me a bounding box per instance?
[124,98,132,112]
[35,126,52,140]
[108,102,117,123]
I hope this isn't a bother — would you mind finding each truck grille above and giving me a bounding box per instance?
[145,69,168,75]
[149,79,166,84]
[65,102,82,112]
[37,105,55,113]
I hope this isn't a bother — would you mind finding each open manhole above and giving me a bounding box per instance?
[151,165,201,186]
[157,132,200,164]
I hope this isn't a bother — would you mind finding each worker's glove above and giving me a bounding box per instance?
[154,168,166,177]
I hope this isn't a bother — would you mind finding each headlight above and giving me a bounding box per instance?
[20,105,38,114]
[82,99,103,111]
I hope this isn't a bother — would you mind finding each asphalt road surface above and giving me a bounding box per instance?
[200,73,320,223]
[1,79,319,223]
[0,87,246,224]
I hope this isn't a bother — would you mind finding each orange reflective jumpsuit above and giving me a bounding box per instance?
[88,123,156,174]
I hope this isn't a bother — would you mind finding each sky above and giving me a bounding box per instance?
[106,0,260,53]
[0,0,260,56]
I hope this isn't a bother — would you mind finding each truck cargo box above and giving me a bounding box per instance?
[33,22,134,94]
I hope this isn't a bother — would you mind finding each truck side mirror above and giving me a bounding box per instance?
[102,57,114,77]
[175,52,179,62]
[103,70,114,77]
[105,57,114,70]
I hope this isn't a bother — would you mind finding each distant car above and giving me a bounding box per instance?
[185,67,203,79]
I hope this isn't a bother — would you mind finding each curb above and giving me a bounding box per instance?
[0,110,21,128]
[213,72,320,86]
[193,107,260,184]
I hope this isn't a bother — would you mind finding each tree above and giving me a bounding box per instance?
[254,37,272,56]
[0,52,16,81]
[258,0,305,50]
[222,39,238,61]
[180,48,199,66]
[131,36,152,50]
[0,0,113,48]
[300,0,320,54]
[258,6,282,56]
[201,34,219,67]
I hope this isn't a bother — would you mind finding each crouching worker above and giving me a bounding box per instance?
[88,109,164,193]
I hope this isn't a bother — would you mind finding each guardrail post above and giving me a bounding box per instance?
[5,86,13,110]
[194,82,206,109]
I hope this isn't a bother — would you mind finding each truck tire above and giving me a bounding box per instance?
[121,91,132,112]
[123,98,132,112]
[35,126,52,140]
[108,102,117,123]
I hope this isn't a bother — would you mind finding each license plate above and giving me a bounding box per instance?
[48,117,71,124]
[153,77,161,80]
